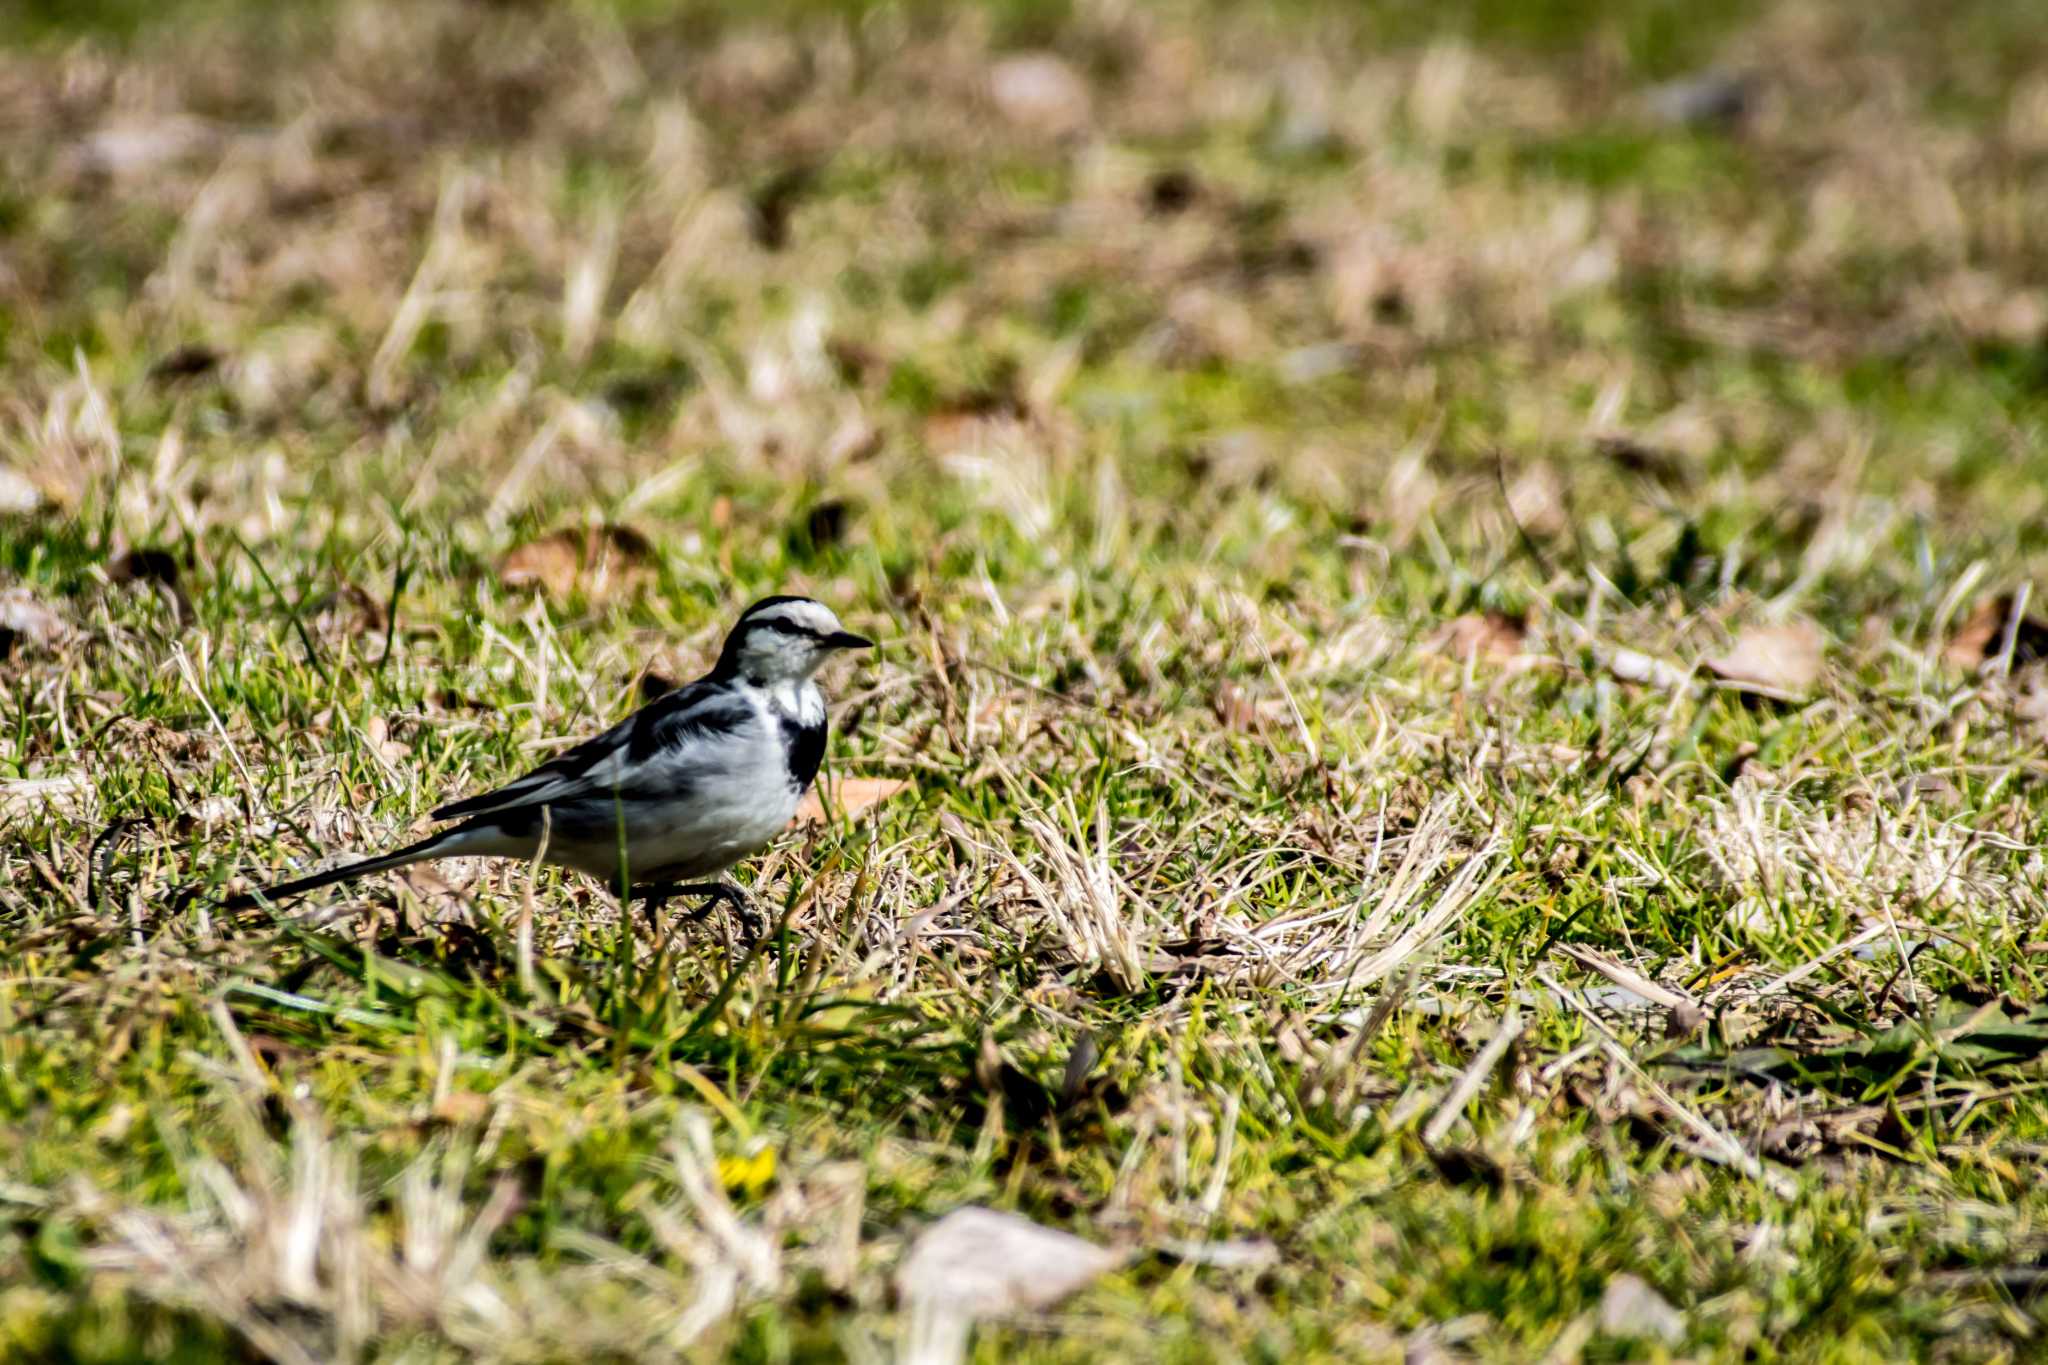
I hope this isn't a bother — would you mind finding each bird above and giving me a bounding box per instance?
[223,595,873,940]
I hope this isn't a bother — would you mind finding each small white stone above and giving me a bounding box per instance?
[1600,1273,1685,1345]
[989,53,1091,135]
[0,467,43,515]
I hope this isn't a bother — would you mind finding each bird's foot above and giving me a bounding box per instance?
[636,881,763,948]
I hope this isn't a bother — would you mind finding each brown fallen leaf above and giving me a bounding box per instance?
[499,532,588,599]
[921,393,1029,456]
[1704,620,1824,696]
[790,776,908,828]
[826,335,884,388]
[1425,610,1528,666]
[399,861,472,926]
[1213,680,1260,730]
[498,525,654,604]
[364,714,410,765]
[1943,594,2048,671]
[431,1089,491,1125]
[310,582,387,640]
[106,715,212,765]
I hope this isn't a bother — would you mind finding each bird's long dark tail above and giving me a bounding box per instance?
[222,830,463,911]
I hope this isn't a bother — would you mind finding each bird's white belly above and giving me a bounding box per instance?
[537,777,801,885]
[627,781,801,881]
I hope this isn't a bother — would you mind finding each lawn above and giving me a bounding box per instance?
[4,0,2048,1359]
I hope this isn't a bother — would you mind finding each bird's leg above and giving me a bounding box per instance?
[670,882,764,947]
[632,881,762,947]
[634,882,680,931]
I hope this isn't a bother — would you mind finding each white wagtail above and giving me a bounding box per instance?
[225,596,873,939]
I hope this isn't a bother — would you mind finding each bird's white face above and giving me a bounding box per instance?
[720,597,873,684]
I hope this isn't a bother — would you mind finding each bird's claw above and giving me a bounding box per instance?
[636,882,762,949]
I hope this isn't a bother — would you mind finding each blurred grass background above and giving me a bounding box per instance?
[4,0,2048,1360]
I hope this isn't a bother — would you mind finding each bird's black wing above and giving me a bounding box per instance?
[431,677,755,822]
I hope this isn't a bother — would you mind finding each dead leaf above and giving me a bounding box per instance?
[400,862,472,925]
[1944,594,2048,671]
[1705,620,1824,696]
[1213,680,1259,730]
[921,392,1028,456]
[791,776,908,828]
[106,715,212,765]
[0,589,68,656]
[365,715,410,765]
[431,1090,490,1125]
[498,525,654,604]
[310,583,386,640]
[896,1206,1122,1318]
[499,534,585,599]
[826,335,884,387]
[1426,610,1528,666]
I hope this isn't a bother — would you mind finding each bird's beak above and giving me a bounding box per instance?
[826,630,874,650]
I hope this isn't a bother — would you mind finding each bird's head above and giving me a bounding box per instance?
[716,596,873,685]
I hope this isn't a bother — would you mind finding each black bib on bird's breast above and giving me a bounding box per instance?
[781,714,827,792]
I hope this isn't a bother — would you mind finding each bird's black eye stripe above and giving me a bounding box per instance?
[750,618,827,640]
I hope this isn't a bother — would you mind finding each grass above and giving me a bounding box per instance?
[4,0,2048,1359]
